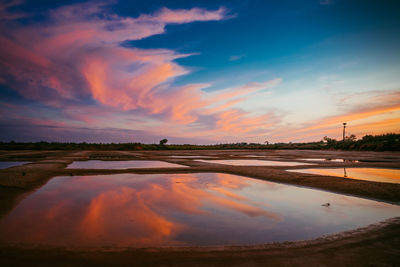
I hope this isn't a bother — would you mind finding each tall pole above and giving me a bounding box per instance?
[342,122,347,141]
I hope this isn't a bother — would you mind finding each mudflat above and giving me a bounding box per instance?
[0,149,399,266]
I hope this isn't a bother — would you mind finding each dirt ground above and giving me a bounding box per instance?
[0,149,399,266]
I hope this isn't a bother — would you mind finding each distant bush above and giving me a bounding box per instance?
[0,133,398,151]
[323,133,400,151]
[159,139,168,145]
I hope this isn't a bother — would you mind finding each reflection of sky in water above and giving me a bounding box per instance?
[288,168,400,184]
[169,156,217,158]
[196,159,312,166]
[0,162,30,169]
[302,158,359,162]
[0,173,398,247]
[67,160,186,169]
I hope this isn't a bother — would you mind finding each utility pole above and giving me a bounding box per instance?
[342,122,347,141]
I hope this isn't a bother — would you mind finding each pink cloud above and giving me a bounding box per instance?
[144,6,228,24]
[1,2,227,107]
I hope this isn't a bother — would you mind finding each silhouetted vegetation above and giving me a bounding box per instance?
[0,133,398,151]
[323,133,400,151]
[159,139,168,145]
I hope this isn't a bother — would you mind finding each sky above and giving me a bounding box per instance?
[0,0,399,144]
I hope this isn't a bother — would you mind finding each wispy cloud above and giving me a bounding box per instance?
[319,0,332,5]
[229,54,245,61]
[0,0,26,20]
[275,90,400,142]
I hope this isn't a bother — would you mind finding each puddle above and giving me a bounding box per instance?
[196,159,312,166]
[169,156,217,159]
[302,158,359,163]
[0,162,30,169]
[288,168,400,184]
[0,173,398,247]
[66,160,186,169]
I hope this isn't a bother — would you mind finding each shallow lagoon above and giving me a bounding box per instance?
[0,162,30,169]
[196,159,312,166]
[169,155,217,159]
[67,160,186,169]
[0,173,398,247]
[302,158,359,163]
[288,168,400,184]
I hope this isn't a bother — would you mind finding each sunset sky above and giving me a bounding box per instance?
[0,0,399,144]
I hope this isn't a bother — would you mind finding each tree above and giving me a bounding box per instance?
[323,136,337,146]
[159,139,168,145]
[347,134,357,141]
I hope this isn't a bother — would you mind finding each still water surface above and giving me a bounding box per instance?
[0,173,398,247]
[196,159,312,166]
[302,158,359,163]
[67,160,186,169]
[0,162,30,169]
[288,168,400,184]
[169,156,217,158]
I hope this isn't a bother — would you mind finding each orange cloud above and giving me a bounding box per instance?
[298,104,400,133]
[214,109,273,134]
[276,111,400,143]
[276,90,400,141]
[212,79,281,102]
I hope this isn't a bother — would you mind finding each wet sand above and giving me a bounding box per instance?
[0,149,399,266]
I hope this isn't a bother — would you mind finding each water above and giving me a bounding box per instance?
[0,162,30,169]
[302,158,359,163]
[288,168,400,184]
[67,160,186,169]
[169,156,217,158]
[0,173,398,247]
[195,159,312,166]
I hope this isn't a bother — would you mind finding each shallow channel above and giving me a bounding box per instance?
[195,159,312,166]
[302,158,359,163]
[67,160,186,169]
[288,168,400,184]
[0,161,30,169]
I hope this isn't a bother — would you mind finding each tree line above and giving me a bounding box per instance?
[0,133,398,151]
